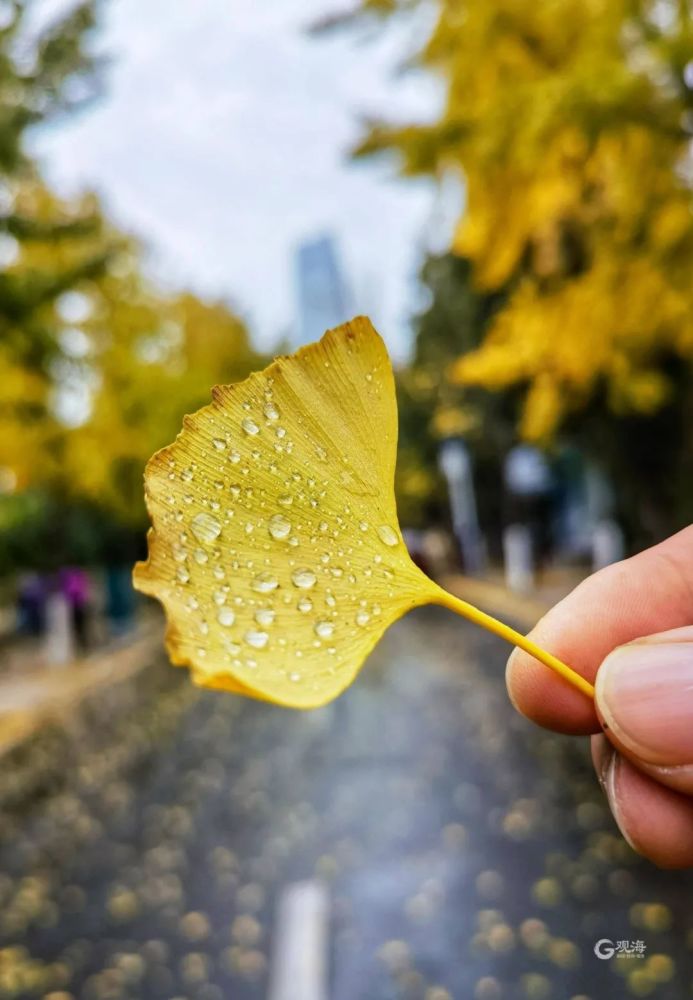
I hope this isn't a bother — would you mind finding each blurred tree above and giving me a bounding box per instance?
[338,0,693,544]
[396,253,517,556]
[0,3,263,569]
[0,203,262,569]
[0,180,115,492]
[0,1,111,496]
[0,0,108,353]
[0,1,101,174]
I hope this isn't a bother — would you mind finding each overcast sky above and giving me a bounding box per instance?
[32,0,443,359]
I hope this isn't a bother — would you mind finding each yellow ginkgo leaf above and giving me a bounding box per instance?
[134,317,593,708]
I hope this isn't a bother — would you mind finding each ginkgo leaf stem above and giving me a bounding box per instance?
[433,588,595,700]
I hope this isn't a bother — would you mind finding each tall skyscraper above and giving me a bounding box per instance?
[294,234,350,347]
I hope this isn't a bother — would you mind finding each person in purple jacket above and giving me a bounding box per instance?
[60,567,91,654]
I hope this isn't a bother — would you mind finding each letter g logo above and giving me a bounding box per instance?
[594,938,615,960]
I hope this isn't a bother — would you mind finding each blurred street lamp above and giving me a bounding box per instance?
[438,438,485,575]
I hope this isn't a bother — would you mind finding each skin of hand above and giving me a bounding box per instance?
[506,524,693,869]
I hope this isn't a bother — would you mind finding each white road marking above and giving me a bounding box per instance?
[269,880,329,1000]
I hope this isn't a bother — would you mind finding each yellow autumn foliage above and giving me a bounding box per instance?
[352,0,693,440]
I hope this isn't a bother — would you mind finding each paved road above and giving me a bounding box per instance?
[0,609,691,1000]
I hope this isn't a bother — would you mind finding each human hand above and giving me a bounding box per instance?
[506,525,693,868]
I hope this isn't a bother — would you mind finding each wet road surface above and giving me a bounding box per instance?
[0,608,691,999]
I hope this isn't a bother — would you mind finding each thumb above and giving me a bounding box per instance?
[596,626,693,768]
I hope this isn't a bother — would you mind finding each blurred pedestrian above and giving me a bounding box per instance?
[16,573,46,637]
[60,567,91,654]
[43,576,73,666]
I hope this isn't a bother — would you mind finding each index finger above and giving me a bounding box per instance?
[506,525,693,735]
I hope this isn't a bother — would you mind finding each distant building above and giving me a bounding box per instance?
[294,234,350,347]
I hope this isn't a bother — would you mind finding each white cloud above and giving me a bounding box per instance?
[31,0,440,358]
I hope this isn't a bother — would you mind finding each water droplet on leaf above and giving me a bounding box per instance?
[268,513,292,540]
[242,418,259,436]
[244,629,269,649]
[254,608,276,627]
[291,568,316,590]
[191,512,222,544]
[314,620,334,639]
[377,524,399,547]
[251,572,279,593]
